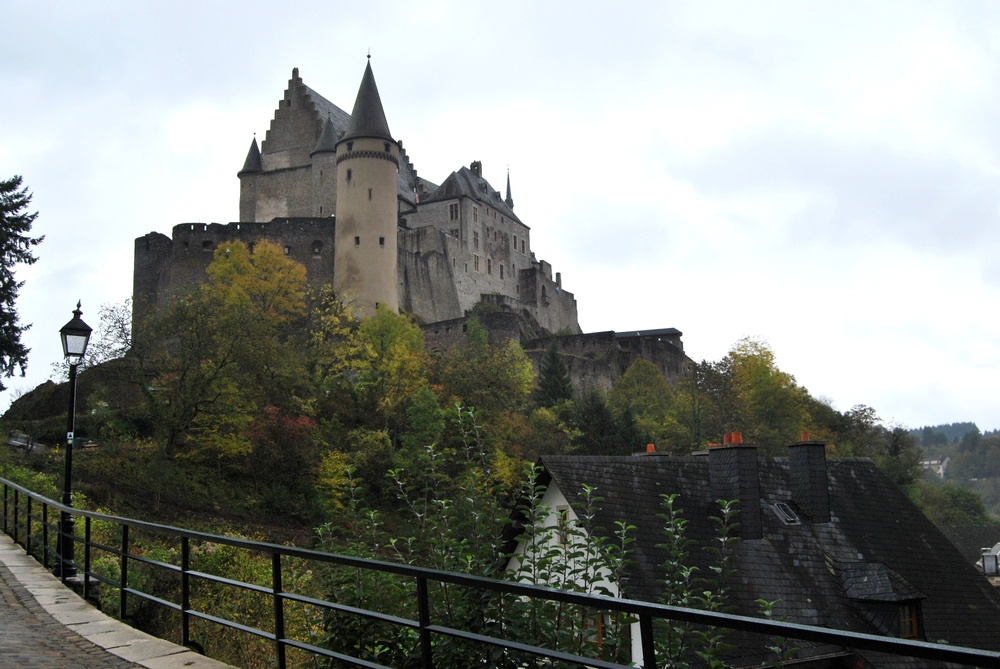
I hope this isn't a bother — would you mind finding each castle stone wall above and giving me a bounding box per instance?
[132,219,337,323]
[398,227,463,322]
[523,330,689,393]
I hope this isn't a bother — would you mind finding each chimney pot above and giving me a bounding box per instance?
[647,443,656,453]
[732,432,743,444]
[801,431,810,441]
[723,433,732,445]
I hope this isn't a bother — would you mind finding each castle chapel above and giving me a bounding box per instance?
[133,62,688,388]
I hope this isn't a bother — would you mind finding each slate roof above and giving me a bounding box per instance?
[940,525,1000,565]
[311,116,339,156]
[302,85,351,139]
[421,166,523,225]
[535,454,1000,667]
[341,61,393,142]
[238,138,262,175]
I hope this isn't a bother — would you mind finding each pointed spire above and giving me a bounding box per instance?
[238,137,262,176]
[311,116,339,156]
[341,60,393,142]
[505,169,514,210]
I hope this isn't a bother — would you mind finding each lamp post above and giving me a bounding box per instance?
[55,301,92,578]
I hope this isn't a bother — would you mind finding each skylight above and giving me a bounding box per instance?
[773,502,800,525]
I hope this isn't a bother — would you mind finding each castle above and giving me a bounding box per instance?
[132,62,689,388]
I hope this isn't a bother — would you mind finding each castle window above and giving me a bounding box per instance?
[474,255,479,271]
[284,245,291,255]
[473,206,478,222]
[346,168,352,181]
[379,236,385,247]
[368,188,373,200]
[312,241,322,256]
[514,234,517,248]
[500,264,504,280]
[354,236,360,246]
[248,243,255,254]
[182,241,189,250]
[384,142,390,152]
[202,241,213,251]
[319,206,323,214]
[449,203,459,221]
[474,231,479,250]
[487,258,492,274]
[542,286,547,299]
[521,239,525,254]
[347,141,353,151]
[453,258,456,269]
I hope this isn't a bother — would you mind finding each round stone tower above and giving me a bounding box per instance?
[334,60,399,317]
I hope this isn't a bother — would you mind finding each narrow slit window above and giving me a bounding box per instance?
[487,258,492,275]
[354,236,360,246]
[346,169,352,182]
[368,188,373,200]
[379,236,385,247]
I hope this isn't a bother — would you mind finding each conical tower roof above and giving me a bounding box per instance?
[311,116,339,156]
[341,60,393,142]
[238,137,262,175]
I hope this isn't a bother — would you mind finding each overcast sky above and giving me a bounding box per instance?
[2,1,1000,431]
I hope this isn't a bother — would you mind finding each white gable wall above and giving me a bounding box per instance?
[506,479,644,664]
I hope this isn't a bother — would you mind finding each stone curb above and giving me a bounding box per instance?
[0,533,235,669]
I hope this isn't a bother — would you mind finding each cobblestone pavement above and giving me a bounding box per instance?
[0,563,140,669]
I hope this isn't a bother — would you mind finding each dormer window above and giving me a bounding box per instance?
[899,603,920,639]
[347,141,353,151]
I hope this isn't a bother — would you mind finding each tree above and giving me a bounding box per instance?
[0,175,43,391]
[609,359,679,448]
[533,341,573,407]
[132,240,309,457]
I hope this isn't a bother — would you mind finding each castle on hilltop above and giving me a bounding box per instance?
[132,62,689,389]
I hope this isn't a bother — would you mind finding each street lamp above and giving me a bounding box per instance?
[55,301,91,578]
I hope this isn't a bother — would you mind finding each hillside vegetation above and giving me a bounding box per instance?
[1,240,993,535]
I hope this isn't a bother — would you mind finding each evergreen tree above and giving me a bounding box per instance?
[533,341,573,407]
[0,175,43,391]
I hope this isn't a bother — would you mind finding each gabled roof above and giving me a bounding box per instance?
[940,525,1000,565]
[420,166,523,225]
[341,61,393,142]
[303,85,352,139]
[536,454,1000,664]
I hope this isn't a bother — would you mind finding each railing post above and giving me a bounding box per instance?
[42,503,49,568]
[272,552,286,669]
[120,524,129,620]
[84,517,91,601]
[417,576,433,669]
[26,495,32,558]
[181,537,190,648]
[2,483,7,535]
[13,489,18,545]
[639,613,656,669]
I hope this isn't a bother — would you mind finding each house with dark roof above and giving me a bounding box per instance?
[510,441,1000,667]
[941,525,1000,587]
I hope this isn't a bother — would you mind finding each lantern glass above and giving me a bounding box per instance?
[59,303,92,366]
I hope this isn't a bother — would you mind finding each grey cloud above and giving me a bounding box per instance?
[674,131,1000,253]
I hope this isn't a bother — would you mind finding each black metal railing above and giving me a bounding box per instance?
[2,475,1000,669]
